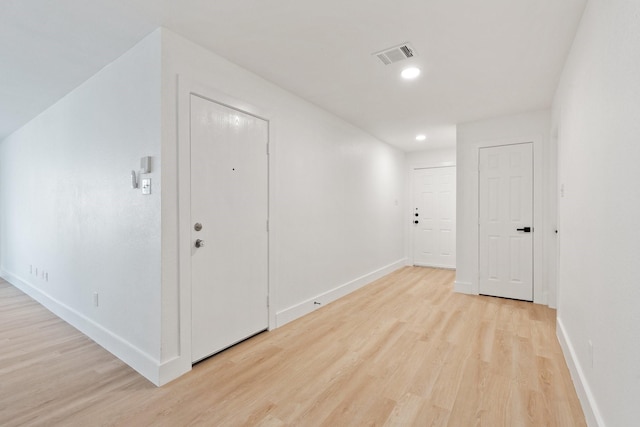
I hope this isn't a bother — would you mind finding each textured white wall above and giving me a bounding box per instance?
[0,31,162,378]
[159,29,406,381]
[455,110,553,304]
[553,0,640,425]
[0,27,406,386]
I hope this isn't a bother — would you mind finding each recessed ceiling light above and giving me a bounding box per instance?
[416,134,427,141]
[401,67,421,79]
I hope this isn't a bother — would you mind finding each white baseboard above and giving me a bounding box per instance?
[414,262,456,270]
[158,356,191,386]
[547,289,557,309]
[276,258,406,327]
[454,280,474,294]
[556,317,605,427]
[541,290,552,308]
[1,270,162,386]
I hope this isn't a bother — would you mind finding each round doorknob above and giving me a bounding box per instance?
[195,239,205,248]
[414,220,419,224]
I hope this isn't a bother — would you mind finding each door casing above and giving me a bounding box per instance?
[411,166,457,269]
[478,142,533,301]
[177,76,276,369]
[453,135,546,307]
[189,94,269,362]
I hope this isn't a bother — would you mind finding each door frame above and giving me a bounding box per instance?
[177,76,276,366]
[478,142,533,301]
[409,165,457,269]
[470,138,544,304]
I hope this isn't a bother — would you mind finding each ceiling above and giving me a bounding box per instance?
[0,0,586,151]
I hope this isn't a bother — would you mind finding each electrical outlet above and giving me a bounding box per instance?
[93,292,99,307]
[45,272,49,282]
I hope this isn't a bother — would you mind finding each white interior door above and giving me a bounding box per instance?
[412,166,456,269]
[479,143,533,301]
[190,94,269,363]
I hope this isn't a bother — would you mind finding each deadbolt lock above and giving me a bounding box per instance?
[194,222,202,231]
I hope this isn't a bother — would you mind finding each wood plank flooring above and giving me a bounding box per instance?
[0,267,586,426]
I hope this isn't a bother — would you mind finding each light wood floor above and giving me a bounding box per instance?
[0,267,585,426]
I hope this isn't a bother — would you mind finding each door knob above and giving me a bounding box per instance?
[414,220,419,224]
[516,227,532,232]
[195,239,205,248]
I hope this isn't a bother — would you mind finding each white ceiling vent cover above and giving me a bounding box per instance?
[373,43,417,65]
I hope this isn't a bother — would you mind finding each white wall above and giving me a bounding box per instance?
[0,31,163,381]
[553,1,640,425]
[406,147,456,170]
[405,147,457,265]
[158,29,406,383]
[0,27,406,386]
[456,110,555,305]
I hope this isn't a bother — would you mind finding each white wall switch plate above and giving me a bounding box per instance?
[141,178,151,195]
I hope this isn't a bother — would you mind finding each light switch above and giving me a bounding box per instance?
[141,178,151,195]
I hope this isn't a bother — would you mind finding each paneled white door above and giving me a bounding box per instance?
[190,94,269,363]
[412,166,456,269]
[479,143,533,301]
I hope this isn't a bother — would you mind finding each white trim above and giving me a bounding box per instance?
[177,75,276,368]
[477,142,535,302]
[276,258,406,327]
[457,134,546,305]
[266,115,279,331]
[414,263,455,270]
[543,290,552,309]
[1,270,161,385]
[413,165,457,170]
[157,356,189,386]
[408,164,457,269]
[556,317,605,427]
[454,280,474,294]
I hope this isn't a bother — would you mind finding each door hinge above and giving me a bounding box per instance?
[266,219,269,232]
[266,142,269,155]
[267,295,269,307]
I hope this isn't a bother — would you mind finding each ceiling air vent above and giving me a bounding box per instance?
[373,43,416,65]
